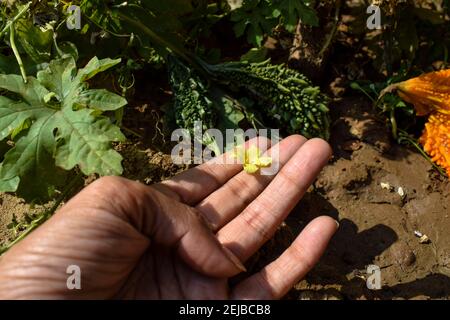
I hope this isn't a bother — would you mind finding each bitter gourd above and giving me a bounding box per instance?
[205,60,330,140]
[167,55,217,135]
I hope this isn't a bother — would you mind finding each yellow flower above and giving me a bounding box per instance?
[233,145,273,174]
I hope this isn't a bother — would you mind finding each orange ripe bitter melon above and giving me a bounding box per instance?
[395,69,450,116]
[383,69,450,176]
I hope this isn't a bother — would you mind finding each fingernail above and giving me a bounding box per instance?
[335,219,340,229]
[223,246,247,273]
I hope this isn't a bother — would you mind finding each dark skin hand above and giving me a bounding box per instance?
[0,135,338,299]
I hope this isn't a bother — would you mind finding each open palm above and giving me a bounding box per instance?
[0,135,338,299]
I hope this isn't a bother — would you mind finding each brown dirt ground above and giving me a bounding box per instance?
[0,96,449,300]
[0,195,50,248]
[248,96,450,300]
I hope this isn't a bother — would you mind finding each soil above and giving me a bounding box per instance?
[0,195,50,248]
[1,94,449,300]
[250,96,450,300]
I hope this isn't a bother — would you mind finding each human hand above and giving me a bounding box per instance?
[0,135,338,299]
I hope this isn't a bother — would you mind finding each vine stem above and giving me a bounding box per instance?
[375,83,399,108]
[1,2,32,83]
[116,12,192,62]
[0,1,32,37]
[115,11,209,77]
[10,22,27,83]
[390,108,398,140]
[0,173,84,256]
[121,125,143,138]
[319,0,341,58]
[398,129,447,177]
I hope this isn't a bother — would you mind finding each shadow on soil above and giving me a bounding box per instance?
[246,192,450,299]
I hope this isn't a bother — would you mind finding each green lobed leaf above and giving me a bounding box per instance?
[276,0,318,32]
[75,89,128,111]
[0,56,126,201]
[53,109,125,176]
[0,116,63,197]
[36,57,77,102]
[231,0,278,47]
[76,57,122,82]
[231,0,318,46]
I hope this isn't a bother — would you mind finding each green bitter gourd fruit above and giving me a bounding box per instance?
[205,60,330,140]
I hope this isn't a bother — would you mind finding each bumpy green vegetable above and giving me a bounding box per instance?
[206,60,330,140]
[168,55,217,135]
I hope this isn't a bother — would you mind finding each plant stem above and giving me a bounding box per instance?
[115,11,209,77]
[0,173,83,256]
[319,0,341,57]
[121,125,143,138]
[398,130,447,177]
[9,22,27,83]
[116,12,192,63]
[358,87,376,103]
[0,1,32,37]
[390,108,398,140]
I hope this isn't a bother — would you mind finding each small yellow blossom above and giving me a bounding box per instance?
[233,145,273,174]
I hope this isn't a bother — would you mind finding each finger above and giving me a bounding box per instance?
[62,177,246,278]
[218,138,332,262]
[196,135,307,231]
[154,136,271,205]
[231,216,338,300]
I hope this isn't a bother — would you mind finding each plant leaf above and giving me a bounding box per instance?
[231,0,278,47]
[0,56,126,201]
[76,57,122,82]
[231,0,318,46]
[15,18,53,64]
[75,89,127,111]
[54,109,125,175]
[0,116,64,198]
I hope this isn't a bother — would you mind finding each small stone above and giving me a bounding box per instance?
[414,230,423,238]
[397,187,405,198]
[419,235,431,244]
[381,182,393,191]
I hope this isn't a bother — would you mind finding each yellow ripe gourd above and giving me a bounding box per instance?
[384,69,450,176]
[395,69,450,116]
[420,113,450,176]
